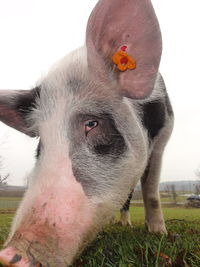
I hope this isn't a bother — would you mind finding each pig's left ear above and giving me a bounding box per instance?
[0,89,39,136]
[86,0,162,99]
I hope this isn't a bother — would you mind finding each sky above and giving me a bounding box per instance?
[0,0,200,186]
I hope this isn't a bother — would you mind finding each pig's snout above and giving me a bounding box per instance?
[0,247,31,267]
[0,167,97,266]
[0,245,64,267]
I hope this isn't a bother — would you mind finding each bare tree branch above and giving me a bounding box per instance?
[0,155,9,186]
[0,173,9,185]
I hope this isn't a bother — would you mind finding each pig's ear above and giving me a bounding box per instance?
[0,88,39,136]
[86,0,162,99]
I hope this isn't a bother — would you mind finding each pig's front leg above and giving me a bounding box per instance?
[141,123,173,234]
[141,153,167,234]
[119,190,133,226]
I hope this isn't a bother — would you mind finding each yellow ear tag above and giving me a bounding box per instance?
[112,46,136,71]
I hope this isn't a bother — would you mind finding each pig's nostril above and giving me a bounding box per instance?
[9,254,22,264]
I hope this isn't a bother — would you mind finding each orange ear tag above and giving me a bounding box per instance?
[112,46,136,71]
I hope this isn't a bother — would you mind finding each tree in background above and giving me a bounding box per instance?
[0,156,9,186]
[181,185,185,194]
[164,184,171,196]
[171,184,177,204]
[0,173,9,186]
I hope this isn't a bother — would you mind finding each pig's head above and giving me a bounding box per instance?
[0,0,162,266]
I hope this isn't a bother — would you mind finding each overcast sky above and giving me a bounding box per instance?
[0,0,200,186]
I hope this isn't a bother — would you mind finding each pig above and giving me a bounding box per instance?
[0,0,174,266]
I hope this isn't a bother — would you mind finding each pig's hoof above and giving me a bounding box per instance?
[119,210,132,227]
[120,219,132,227]
[146,221,167,234]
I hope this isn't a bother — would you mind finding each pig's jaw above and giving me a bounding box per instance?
[1,158,99,266]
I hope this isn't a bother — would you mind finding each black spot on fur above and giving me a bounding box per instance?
[94,134,126,156]
[158,74,173,117]
[15,86,40,116]
[165,95,173,116]
[121,190,134,211]
[9,254,22,264]
[149,198,159,209]
[36,139,41,158]
[13,86,41,136]
[140,101,165,140]
[93,116,126,157]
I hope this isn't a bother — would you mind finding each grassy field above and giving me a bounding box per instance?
[159,195,187,203]
[134,195,188,204]
[73,221,200,267]
[0,197,22,212]
[0,194,190,212]
[0,197,22,201]
[0,207,200,266]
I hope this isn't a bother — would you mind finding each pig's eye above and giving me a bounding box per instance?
[85,120,99,135]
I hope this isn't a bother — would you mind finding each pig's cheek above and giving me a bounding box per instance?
[17,175,96,251]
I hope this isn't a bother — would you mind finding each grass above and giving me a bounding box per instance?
[0,207,200,266]
[117,206,200,223]
[73,221,200,267]
[0,214,13,248]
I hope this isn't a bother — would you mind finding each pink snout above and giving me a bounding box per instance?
[0,166,96,266]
